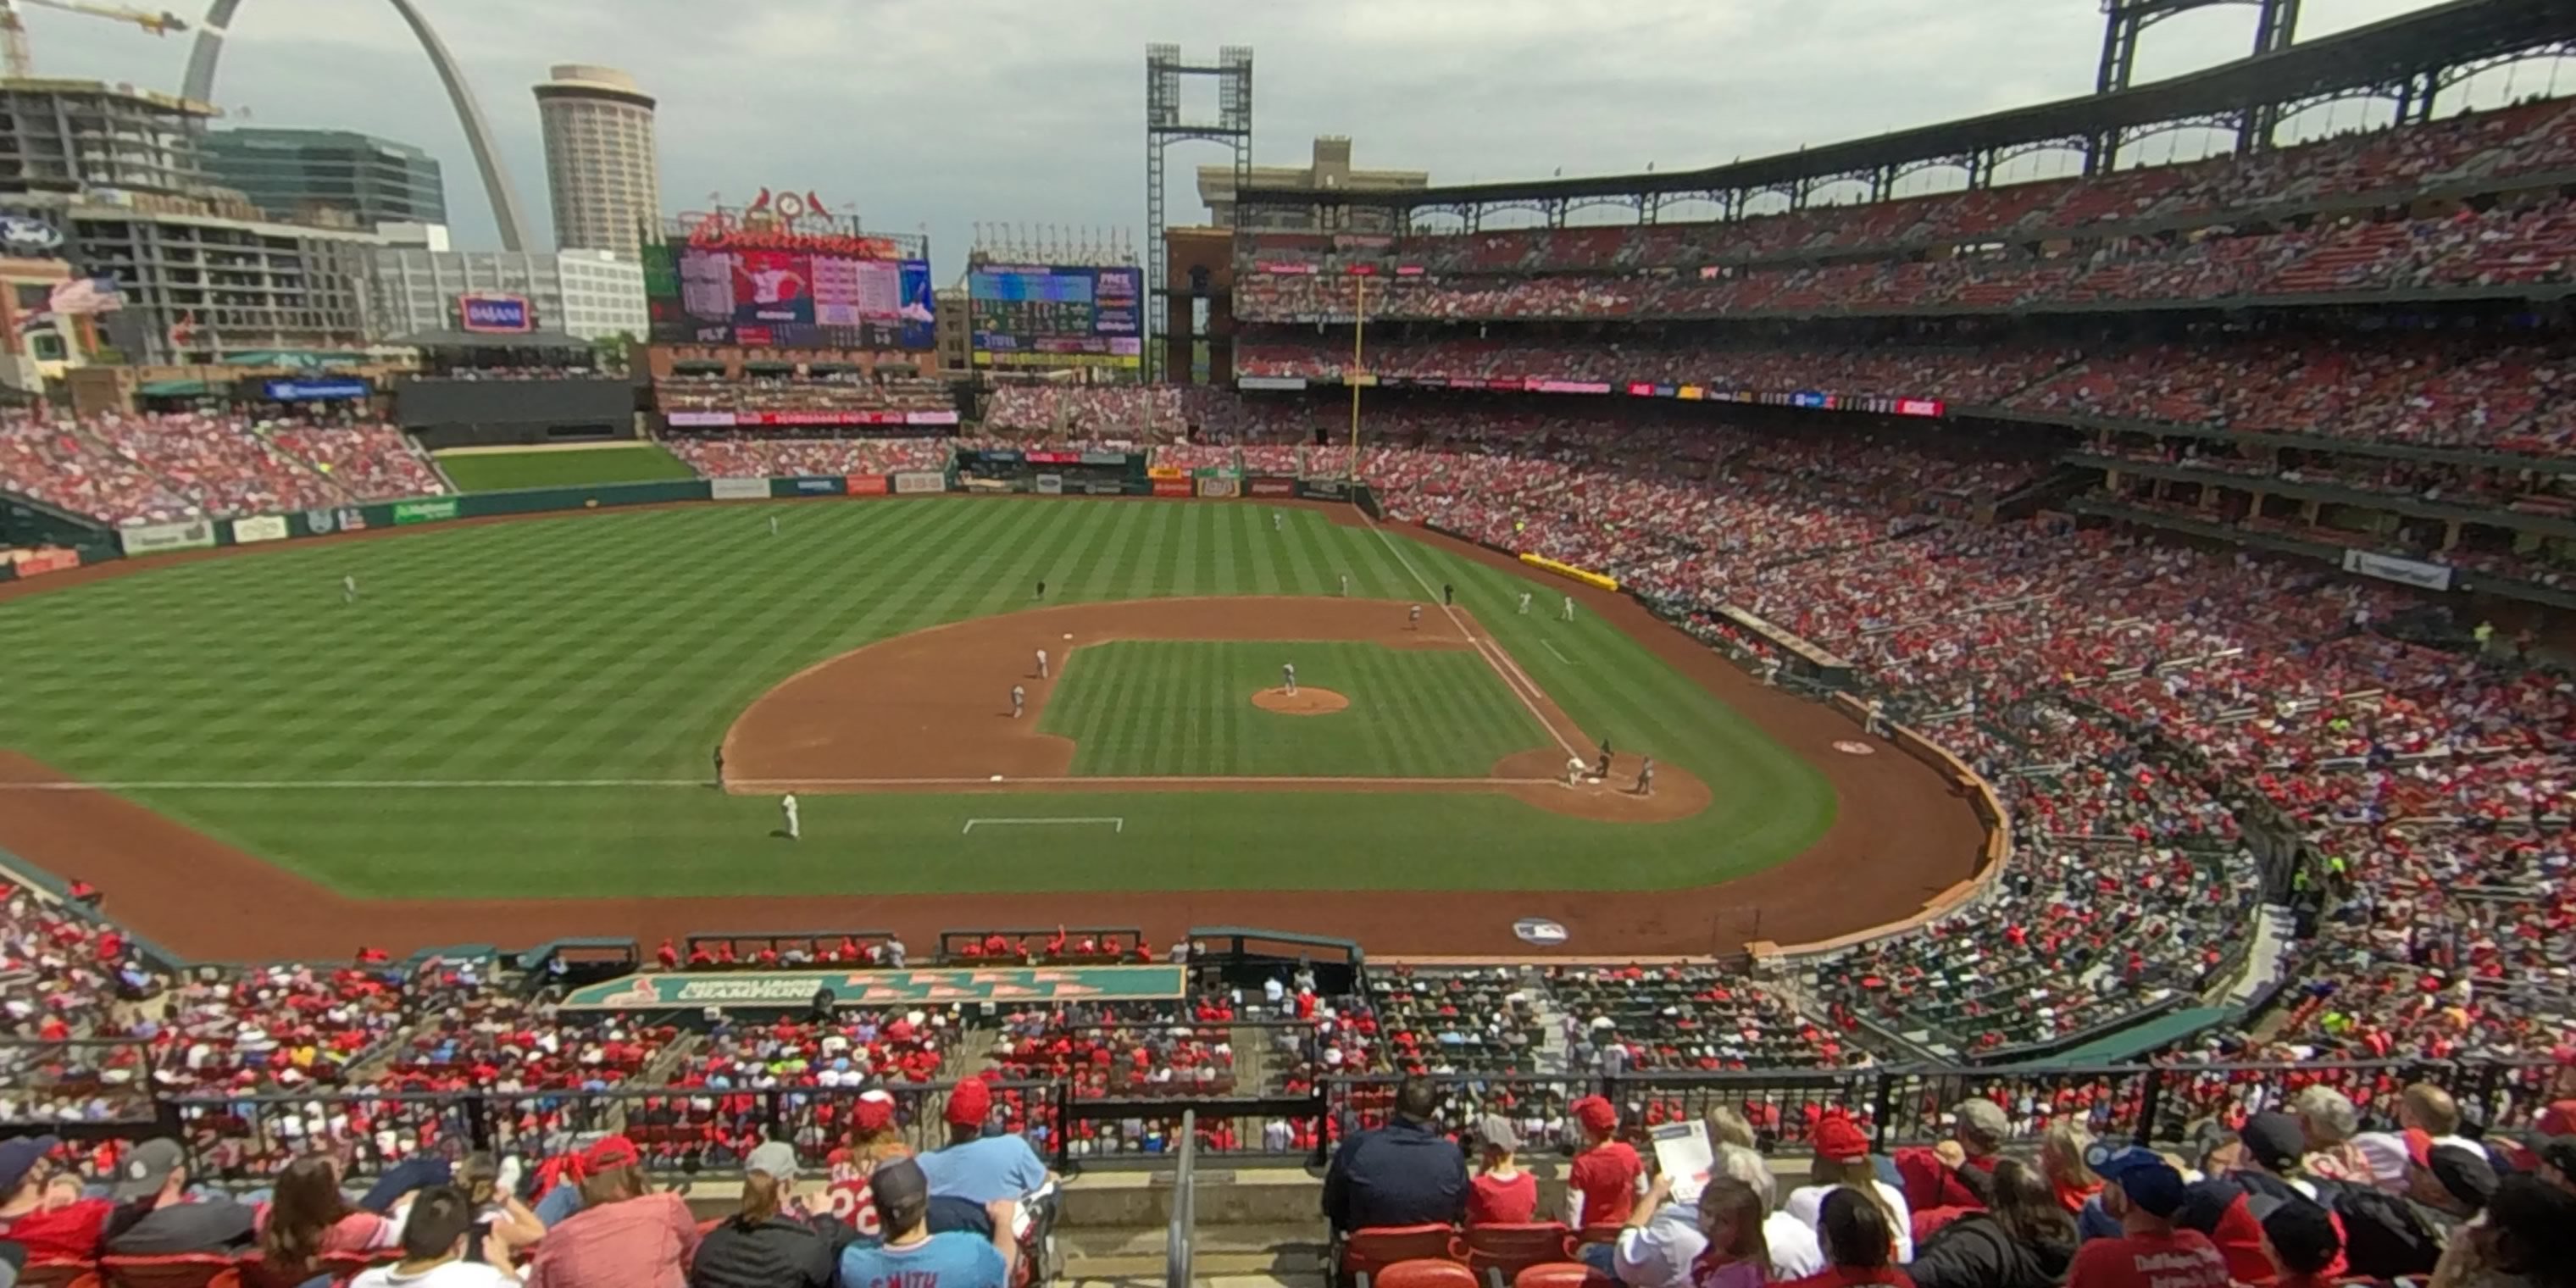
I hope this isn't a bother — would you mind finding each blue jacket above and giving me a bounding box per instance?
[1322,1116,1468,1232]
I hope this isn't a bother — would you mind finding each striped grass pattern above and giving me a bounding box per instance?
[1043,641,1548,778]
[433,445,698,491]
[0,499,1835,896]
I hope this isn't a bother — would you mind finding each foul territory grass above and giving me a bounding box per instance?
[1042,640,1548,778]
[433,445,696,491]
[0,500,1834,898]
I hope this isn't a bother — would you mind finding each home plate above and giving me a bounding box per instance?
[989,774,1004,781]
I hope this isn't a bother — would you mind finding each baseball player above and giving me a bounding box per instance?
[712,745,724,790]
[780,793,800,841]
[1760,660,1780,687]
[1635,756,1655,797]
[1560,595,1575,621]
[1595,736,1613,779]
[1564,756,1585,788]
[1442,583,1454,605]
[1408,603,1423,630]
[1035,580,1046,600]
[1011,684,1026,719]
[1518,592,1532,615]
[1272,511,1283,532]
[341,575,358,604]
[1282,663,1297,697]
[1339,574,1349,597]
[768,515,779,537]
[1035,648,1050,679]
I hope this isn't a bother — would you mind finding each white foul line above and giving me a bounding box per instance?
[962,816,1124,834]
[1358,513,1588,761]
[1541,640,1577,665]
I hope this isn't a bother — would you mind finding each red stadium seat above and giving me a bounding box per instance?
[1573,1224,1622,1246]
[1513,1264,1613,1288]
[1340,1224,1466,1288]
[1463,1224,1576,1288]
[18,1261,103,1288]
[98,1255,239,1288]
[1374,1259,1480,1288]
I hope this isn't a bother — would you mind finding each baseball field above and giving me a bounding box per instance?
[0,497,1985,959]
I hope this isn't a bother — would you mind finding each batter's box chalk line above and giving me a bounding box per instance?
[961,816,1125,835]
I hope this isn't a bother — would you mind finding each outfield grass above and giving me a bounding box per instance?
[1042,640,1547,777]
[433,445,696,491]
[0,500,1835,897]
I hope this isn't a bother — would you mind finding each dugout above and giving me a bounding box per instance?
[392,330,637,449]
[1187,926,1363,999]
[940,926,1147,963]
[685,929,901,966]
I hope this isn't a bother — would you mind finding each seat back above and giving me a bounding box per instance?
[1341,1224,1465,1280]
[1512,1264,1613,1288]
[98,1255,240,1288]
[1573,1223,1622,1246]
[1463,1224,1574,1284]
[19,1261,103,1288]
[1374,1259,1480,1288]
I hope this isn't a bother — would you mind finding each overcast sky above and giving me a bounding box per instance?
[24,0,2560,278]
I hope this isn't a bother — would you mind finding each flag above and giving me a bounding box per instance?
[47,277,123,315]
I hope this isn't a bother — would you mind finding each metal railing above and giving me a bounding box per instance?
[1167,1108,1198,1288]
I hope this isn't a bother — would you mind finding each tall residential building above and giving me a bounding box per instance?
[1196,136,1428,232]
[372,224,646,341]
[203,127,447,229]
[0,79,215,195]
[533,64,659,256]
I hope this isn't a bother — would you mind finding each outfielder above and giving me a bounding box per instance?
[1407,603,1424,630]
[1635,756,1655,797]
[1272,511,1283,532]
[712,745,725,790]
[1339,574,1349,597]
[780,793,801,841]
[1011,684,1026,719]
[1035,648,1050,679]
[1282,663,1297,697]
[768,515,779,537]
[1518,592,1531,615]
[1560,595,1575,621]
[341,575,358,603]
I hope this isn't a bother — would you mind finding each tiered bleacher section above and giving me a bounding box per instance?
[0,413,447,525]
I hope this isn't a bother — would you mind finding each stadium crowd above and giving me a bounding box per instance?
[0,412,447,526]
[658,435,954,477]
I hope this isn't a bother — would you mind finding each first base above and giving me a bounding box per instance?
[989,774,1004,781]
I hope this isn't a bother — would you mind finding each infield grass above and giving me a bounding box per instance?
[433,444,696,491]
[0,499,1835,898]
[1043,640,1548,777]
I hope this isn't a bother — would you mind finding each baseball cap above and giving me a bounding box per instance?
[868,1157,930,1226]
[853,1089,897,1132]
[1952,1098,2009,1145]
[581,1135,641,1173]
[945,1077,992,1128]
[2426,1144,2499,1209]
[745,1141,797,1182]
[1571,1096,1617,1136]
[2088,1142,2187,1219]
[2239,1112,2307,1174]
[1475,1114,1519,1153]
[2260,1196,2341,1274]
[2536,1099,2576,1138]
[0,1137,57,1195]
[1812,1111,1869,1164]
[111,1138,184,1201]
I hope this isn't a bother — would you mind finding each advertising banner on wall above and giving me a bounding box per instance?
[789,476,847,495]
[393,498,461,525]
[1035,474,1064,496]
[2343,548,2454,591]
[12,548,79,577]
[119,519,216,555]
[1297,478,1351,502]
[848,475,891,496]
[231,514,291,543]
[710,477,771,501]
[891,471,947,495]
[1197,476,1239,498]
[665,411,736,427]
[1146,466,1185,480]
[1247,476,1297,497]
[1151,478,1192,497]
[1083,480,1124,496]
[1236,376,1308,391]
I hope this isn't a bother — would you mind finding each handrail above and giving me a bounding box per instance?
[1167,1108,1197,1288]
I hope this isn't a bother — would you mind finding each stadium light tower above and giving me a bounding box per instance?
[1145,43,1250,384]
[179,0,538,252]
[2093,0,2301,168]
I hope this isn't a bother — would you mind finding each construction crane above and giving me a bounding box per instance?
[0,0,190,80]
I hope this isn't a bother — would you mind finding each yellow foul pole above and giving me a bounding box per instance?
[1347,273,1365,479]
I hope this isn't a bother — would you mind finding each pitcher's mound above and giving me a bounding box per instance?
[1253,686,1348,715]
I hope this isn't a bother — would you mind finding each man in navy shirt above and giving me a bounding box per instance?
[1323,1077,1468,1233]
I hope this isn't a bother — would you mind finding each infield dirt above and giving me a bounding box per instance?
[0,500,1987,960]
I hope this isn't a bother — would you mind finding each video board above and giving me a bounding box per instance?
[649,246,934,350]
[967,264,1142,369]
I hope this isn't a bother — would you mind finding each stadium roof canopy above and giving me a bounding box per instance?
[1234,0,2576,216]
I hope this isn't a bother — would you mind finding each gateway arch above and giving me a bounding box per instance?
[181,0,538,251]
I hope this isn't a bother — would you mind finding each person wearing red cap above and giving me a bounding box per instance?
[1565,1095,1644,1236]
[519,1135,697,1288]
[915,1077,1049,1207]
[847,1091,911,1174]
[1783,1112,1914,1261]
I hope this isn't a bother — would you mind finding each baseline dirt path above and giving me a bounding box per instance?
[0,497,1989,960]
[721,596,1706,823]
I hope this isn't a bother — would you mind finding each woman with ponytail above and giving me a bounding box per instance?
[686,1141,850,1288]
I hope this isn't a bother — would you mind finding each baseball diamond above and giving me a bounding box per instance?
[0,497,1982,961]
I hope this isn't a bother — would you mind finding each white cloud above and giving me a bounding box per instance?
[14,0,2496,278]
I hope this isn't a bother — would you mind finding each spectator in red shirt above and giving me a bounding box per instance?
[0,1136,112,1263]
[1565,1095,1642,1231]
[2067,1146,2229,1288]
[522,1136,698,1288]
[1894,1099,2007,1216]
[1465,1115,1535,1227]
